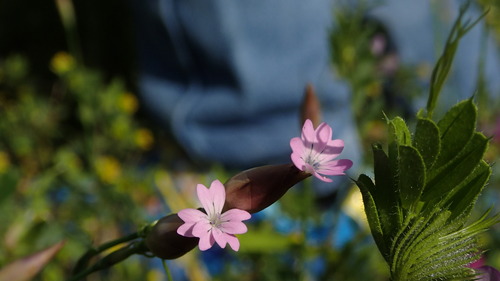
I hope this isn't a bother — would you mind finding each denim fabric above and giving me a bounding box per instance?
[131,0,500,195]
[131,0,361,176]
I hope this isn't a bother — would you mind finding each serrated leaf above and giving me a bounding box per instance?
[398,145,426,210]
[413,118,440,170]
[423,132,488,205]
[391,211,451,280]
[390,209,482,281]
[400,210,453,274]
[390,216,426,280]
[434,99,477,168]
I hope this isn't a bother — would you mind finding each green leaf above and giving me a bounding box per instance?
[389,208,491,281]
[388,117,412,146]
[426,1,486,118]
[446,160,491,219]
[386,116,411,212]
[0,171,18,205]
[423,132,488,205]
[372,144,403,237]
[398,211,453,277]
[397,146,426,210]
[413,118,440,170]
[434,99,477,168]
[390,210,452,280]
[355,174,389,261]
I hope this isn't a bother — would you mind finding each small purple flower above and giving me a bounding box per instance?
[472,265,500,281]
[177,180,251,251]
[290,119,353,182]
[469,258,500,281]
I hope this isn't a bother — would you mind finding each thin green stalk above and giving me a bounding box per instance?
[71,231,140,275]
[162,260,174,281]
[54,0,83,63]
[69,240,147,281]
[426,1,488,119]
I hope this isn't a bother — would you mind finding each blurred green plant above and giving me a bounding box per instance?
[0,52,158,280]
[355,3,500,280]
[1,1,500,281]
[330,0,424,156]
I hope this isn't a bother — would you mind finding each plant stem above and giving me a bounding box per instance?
[69,240,147,281]
[71,231,140,275]
[162,259,174,281]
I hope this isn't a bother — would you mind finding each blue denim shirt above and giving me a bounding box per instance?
[131,0,500,194]
[132,0,361,174]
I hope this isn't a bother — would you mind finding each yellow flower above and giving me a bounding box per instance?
[0,151,10,173]
[119,92,139,114]
[135,128,154,150]
[95,156,122,184]
[50,51,75,74]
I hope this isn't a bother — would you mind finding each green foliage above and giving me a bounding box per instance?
[357,100,498,280]
[426,1,488,119]
[0,53,158,279]
[355,3,499,280]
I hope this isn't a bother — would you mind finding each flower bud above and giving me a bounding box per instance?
[300,84,322,128]
[145,214,198,259]
[223,164,310,214]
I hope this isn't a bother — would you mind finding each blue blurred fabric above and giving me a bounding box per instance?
[131,0,500,191]
[131,0,361,175]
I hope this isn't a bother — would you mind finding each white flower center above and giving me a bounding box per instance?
[303,154,320,172]
[209,213,223,228]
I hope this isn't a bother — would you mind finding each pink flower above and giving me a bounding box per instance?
[177,180,251,251]
[290,119,353,182]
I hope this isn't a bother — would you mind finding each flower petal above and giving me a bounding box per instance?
[225,234,240,251]
[316,139,345,162]
[192,220,212,237]
[477,265,500,281]
[177,222,196,237]
[317,159,353,174]
[196,184,213,216]
[219,220,248,234]
[291,119,353,183]
[291,152,307,172]
[198,231,215,251]
[221,208,251,222]
[301,119,316,145]
[211,227,228,249]
[290,137,305,155]
[303,163,316,174]
[209,180,225,215]
[178,208,206,223]
[316,122,333,145]
[312,170,333,182]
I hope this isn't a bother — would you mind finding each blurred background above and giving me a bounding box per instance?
[1,0,500,280]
